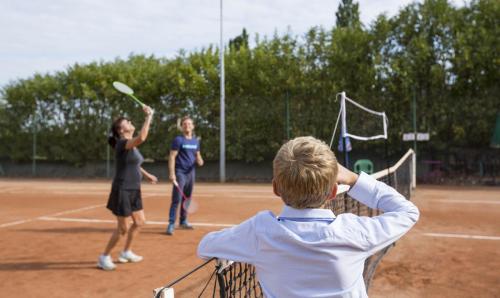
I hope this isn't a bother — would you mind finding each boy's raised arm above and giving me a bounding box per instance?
[198,216,258,263]
[346,170,420,255]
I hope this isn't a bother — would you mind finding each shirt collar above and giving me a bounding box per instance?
[279,205,336,219]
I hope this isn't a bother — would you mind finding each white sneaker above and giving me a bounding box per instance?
[97,254,116,271]
[118,250,143,263]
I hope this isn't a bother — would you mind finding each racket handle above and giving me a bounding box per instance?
[130,94,146,107]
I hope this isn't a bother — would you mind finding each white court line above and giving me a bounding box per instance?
[430,199,500,205]
[0,219,37,228]
[47,204,105,217]
[9,215,500,238]
[197,189,272,194]
[38,216,114,224]
[39,216,236,228]
[0,204,105,229]
[142,193,216,198]
[147,220,235,228]
[225,195,277,199]
[422,232,500,241]
[142,194,275,200]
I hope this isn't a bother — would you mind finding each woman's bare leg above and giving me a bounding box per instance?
[124,210,145,251]
[103,216,129,255]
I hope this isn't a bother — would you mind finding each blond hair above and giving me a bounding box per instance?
[180,116,193,125]
[273,136,338,209]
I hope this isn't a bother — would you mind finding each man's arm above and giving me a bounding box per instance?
[169,150,178,183]
[196,151,204,166]
[339,164,419,255]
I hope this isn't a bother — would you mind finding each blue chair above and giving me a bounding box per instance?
[353,159,374,174]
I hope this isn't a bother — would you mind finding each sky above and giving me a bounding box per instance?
[0,0,465,88]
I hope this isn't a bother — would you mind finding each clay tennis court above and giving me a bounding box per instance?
[1,179,499,297]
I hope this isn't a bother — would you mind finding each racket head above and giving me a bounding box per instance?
[113,81,134,95]
[174,181,199,214]
[183,198,199,214]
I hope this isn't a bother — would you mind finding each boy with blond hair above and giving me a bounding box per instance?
[198,136,419,297]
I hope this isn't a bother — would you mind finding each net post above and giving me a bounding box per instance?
[106,107,111,178]
[32,109,37,177]
[340,91,349,169]
[393,170,398,191]
[285,90,290,140]
[219,0,226,183]
[106,142,110,178]
[412,150,417,189]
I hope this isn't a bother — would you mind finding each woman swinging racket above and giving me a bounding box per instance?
[98,105,158,271]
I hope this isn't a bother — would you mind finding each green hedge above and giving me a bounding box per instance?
[1,0,498,164]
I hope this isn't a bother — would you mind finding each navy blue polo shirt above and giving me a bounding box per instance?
[171,135,200,173]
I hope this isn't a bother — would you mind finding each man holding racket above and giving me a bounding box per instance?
[166,116,204,235]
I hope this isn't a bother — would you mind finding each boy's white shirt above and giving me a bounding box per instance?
[198,172,419,298]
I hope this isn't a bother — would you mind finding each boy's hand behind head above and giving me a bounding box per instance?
[336,163,359,186]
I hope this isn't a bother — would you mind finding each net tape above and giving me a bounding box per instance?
[156,149,415,297]
[330,93,388,147]
[343,95,388,141]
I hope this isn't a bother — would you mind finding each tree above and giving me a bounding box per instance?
[1,0,497,165]
[335,0,361,29]
[229,28,249,51]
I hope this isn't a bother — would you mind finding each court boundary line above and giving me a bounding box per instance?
[0,204,105,229]
[38,216,237,228]
[422,232,500,241]
[429,199,500,205]
[29,217,500,240]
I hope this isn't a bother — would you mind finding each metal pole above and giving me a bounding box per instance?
[286,90,290,140]
[219,0,226,182]
[340,92,349,169]
[32,109,37,176]
[412,88,418,187]
[106,141,110,178]
[412,88,417,157]
[106,109,111,178]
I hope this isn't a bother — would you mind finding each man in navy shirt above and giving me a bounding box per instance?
[167,116,204,235]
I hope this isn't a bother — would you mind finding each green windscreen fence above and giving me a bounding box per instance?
[491,113,500,149]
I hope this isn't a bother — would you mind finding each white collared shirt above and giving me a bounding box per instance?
[198,172,419,298]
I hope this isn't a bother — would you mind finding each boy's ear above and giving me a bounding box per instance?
[327,184,338,201]
[272,179,281,197]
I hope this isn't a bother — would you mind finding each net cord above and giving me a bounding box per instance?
[154,257,217,298]
[345,96,385,116]
[372,149,415,180]
[329,97,343,148]
[330,148,415,196]
[341,93,388,141]
[345,132,387,141]
[198,269,217,298]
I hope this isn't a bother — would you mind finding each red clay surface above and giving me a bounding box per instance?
[0,179,499,298]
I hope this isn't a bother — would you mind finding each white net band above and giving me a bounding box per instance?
[341,93,388,141]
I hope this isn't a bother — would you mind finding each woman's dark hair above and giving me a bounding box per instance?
[108,117,127,148]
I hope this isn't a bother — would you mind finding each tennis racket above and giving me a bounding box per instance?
[173,181,198,214]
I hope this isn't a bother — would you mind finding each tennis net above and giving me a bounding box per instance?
[154,149,416,297]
